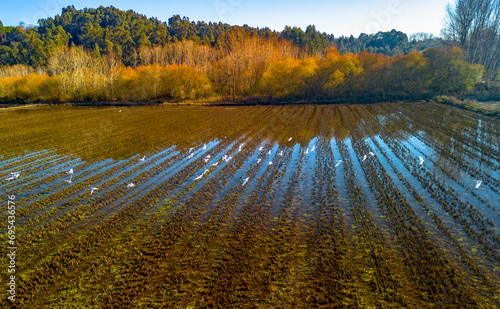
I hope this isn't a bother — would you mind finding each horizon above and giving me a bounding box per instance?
[0,0,453,38]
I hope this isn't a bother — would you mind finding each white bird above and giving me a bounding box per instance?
[239,143,245,151]
[5,173,20,181]
[203,155,211,163]
[369,152,375,156]
[203,144,207,150]
[212,162,219,167]
[362,155,367,162]
[279,150,283,156]
[259,147,264,151]
[90,187,99,195]
[269,161,273,165]
[242,177,249,186]
[63,175,73,184]
[305,148,309,155]
[335,160,342,167]
[268,150,272,155]
[66,168,74,175]
[224,156,232,162]
[139,156,146,162]
[257,158,262,164]
[418,156,424,166]
[288,137,293,142]
[189,148,194,153]
[127,182,135,188]
[188,153,195,159]
[310,146,315,152]
[119,110,122,113]
[475,180,483,188]
[195,170,209,180]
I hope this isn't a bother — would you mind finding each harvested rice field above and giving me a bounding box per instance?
[0,102,499,308]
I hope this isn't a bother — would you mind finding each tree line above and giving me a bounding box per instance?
[0,4,496,103]
[0,40,482,103]
[0,5,450,68]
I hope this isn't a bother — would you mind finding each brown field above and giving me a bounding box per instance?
[0,102,499,308]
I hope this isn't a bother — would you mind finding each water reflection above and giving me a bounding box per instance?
[2,102,500,307]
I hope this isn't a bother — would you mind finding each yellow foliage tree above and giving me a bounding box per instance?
[115,66,140,101]
[321,47,363,96]
[115,64,213,102]
[253,57,319,98]
[163,65,213,101]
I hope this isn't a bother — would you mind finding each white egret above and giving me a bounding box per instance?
[195,169,210,180]
[66,168,74,175]
[242,177,249,186]
[418,156,424,166]
[362,155,367,162]
[127,182,135,188]
[475,180,483,188]
[239,143,245,151]
[63,175,73,184]
[203,155,211,163]
[259,147,264,151]
[188,153,195,159]
[203,144,207,150]
[212,162,219,167]
[268,150,272,155]
[5,173,20,181]
[139,156,146,162]
[279,150,283,156]
[257,158,262,164]
[335,160,342,167]
[310,146,315,152]
[288,137,292,142]
[90,187,99,195]
[189,148,194,153]
[305,148,309,155]
[269,162,273,165]
[369,152,375,156]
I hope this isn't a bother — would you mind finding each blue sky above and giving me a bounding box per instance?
[0,0,453,37]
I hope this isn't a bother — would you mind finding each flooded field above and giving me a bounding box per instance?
[0,102,499,308]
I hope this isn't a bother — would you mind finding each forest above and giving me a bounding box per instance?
[0,3,498,103]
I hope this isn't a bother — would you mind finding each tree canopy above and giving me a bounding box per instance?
[0,5,448,68]
[0,5,491,103]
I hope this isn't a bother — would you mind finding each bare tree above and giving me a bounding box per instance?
[103,51,120,100]
[443,0,500,79]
